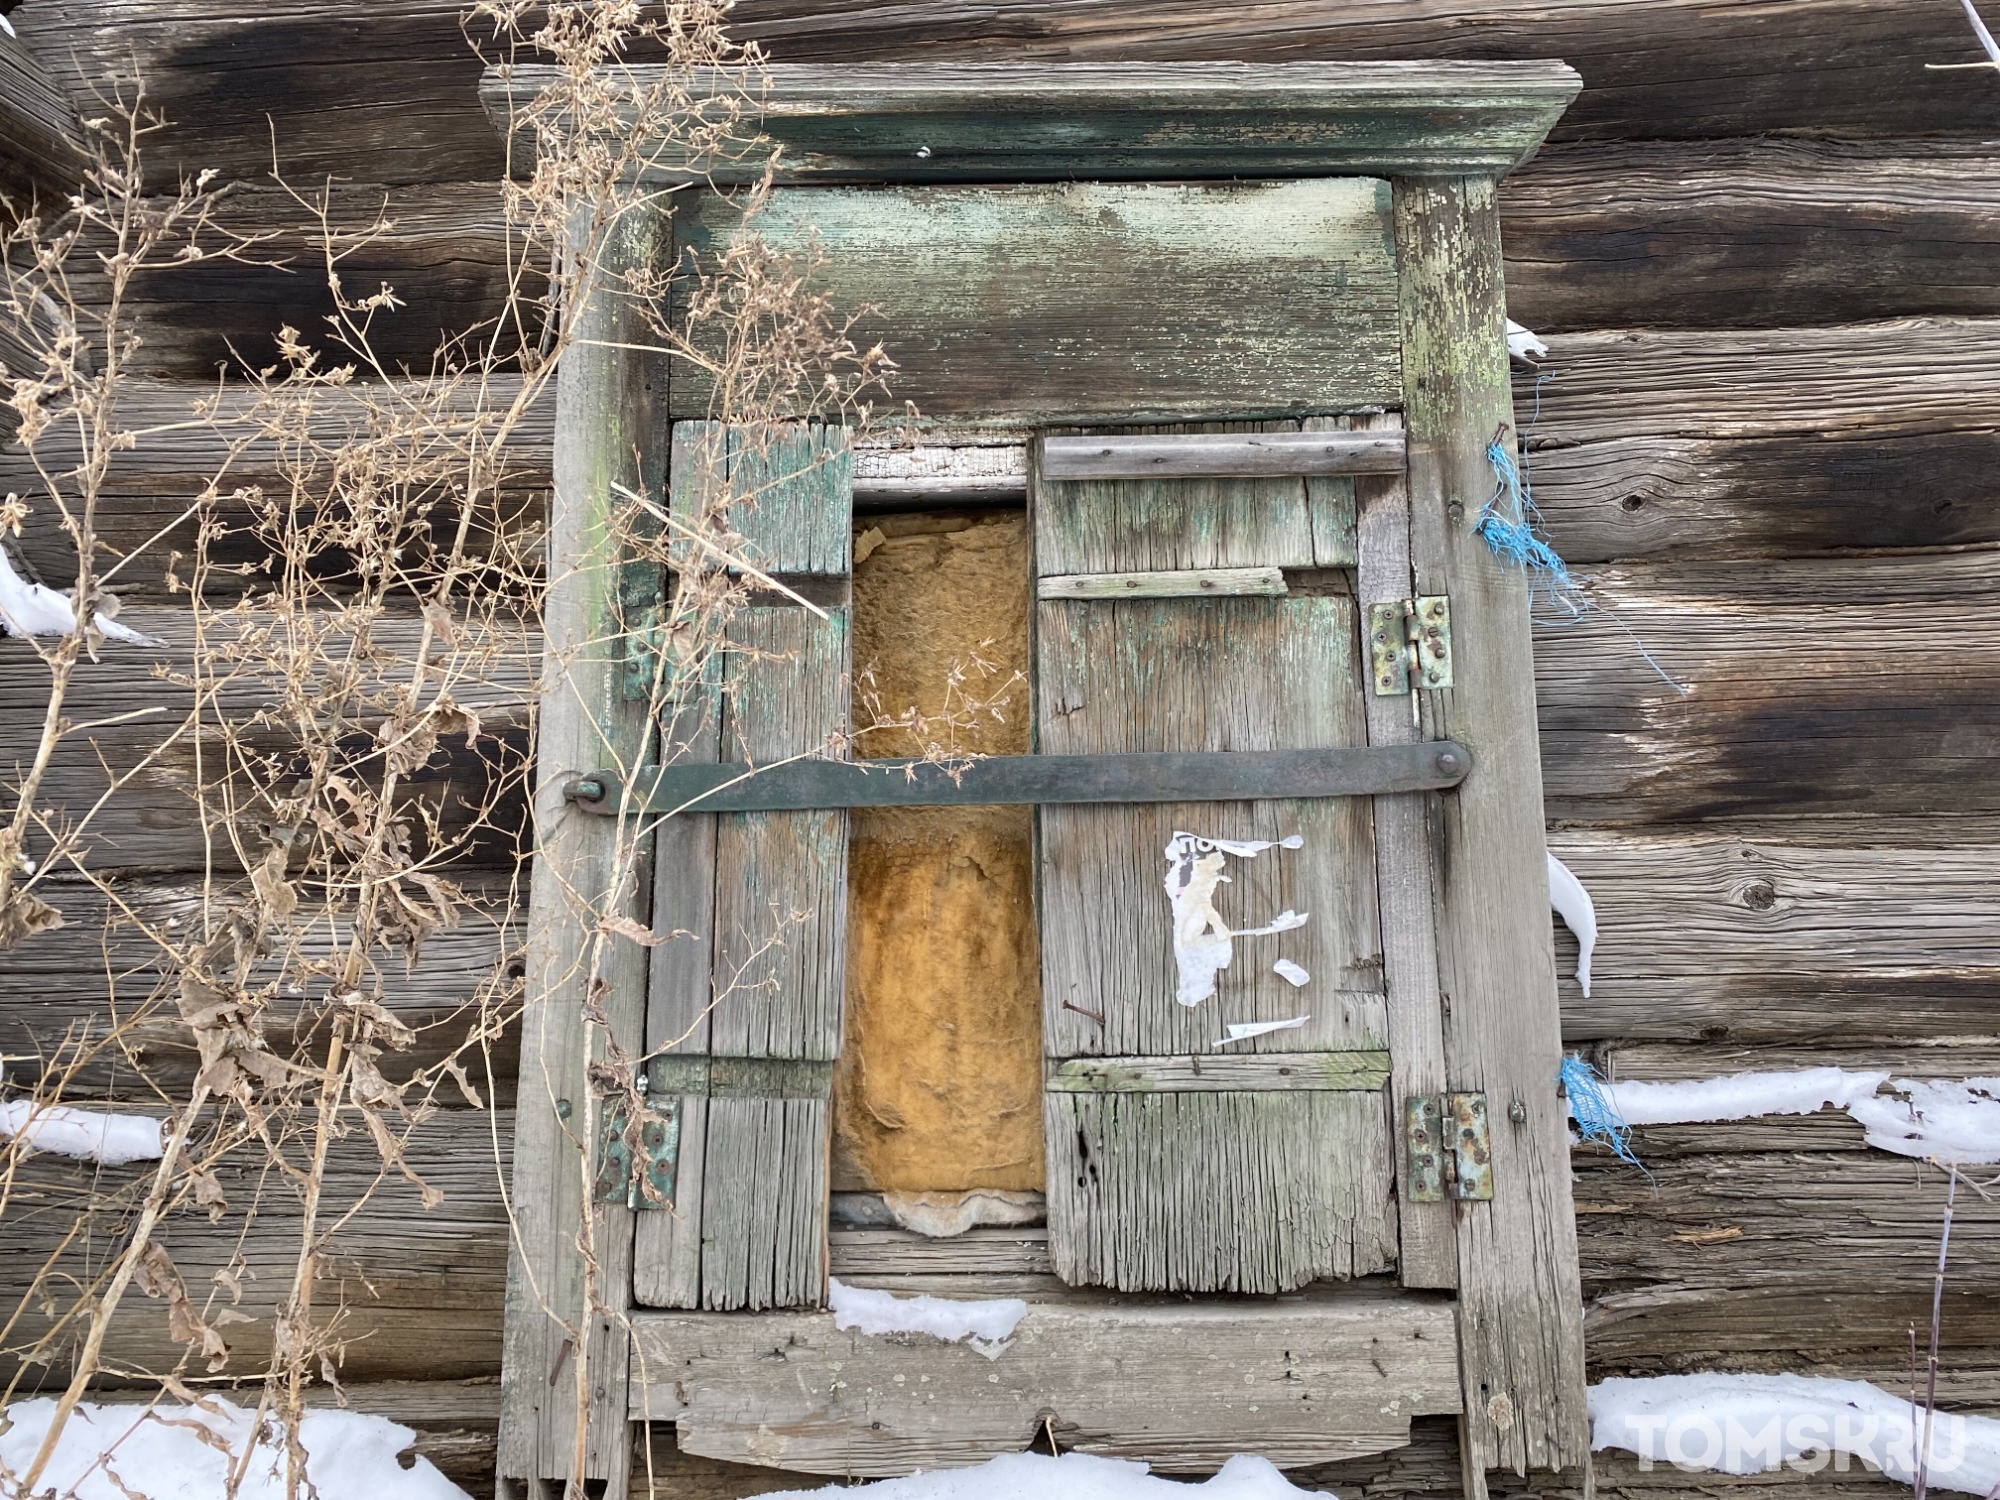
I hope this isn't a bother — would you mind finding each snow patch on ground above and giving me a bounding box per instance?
[1592,1373,2000,1495]
[760,1452,1318,1500]
[0,1397,470,1500]
[0,1097,165,1165]
[828,1278,1028,1358]
[1605,1069,2000,1163]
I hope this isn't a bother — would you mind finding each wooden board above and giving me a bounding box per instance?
[1036,420,1362,573]
[1397,174,1585,1478]
[672,183,1400,423]
[628,1292,1463,1474]
[491,61,1578,184]
[1551,821,2000,1043]
[1503,140,2000,333]
[496,207,660,1496]
[0,30,88,205]
[1533,551,2000,824]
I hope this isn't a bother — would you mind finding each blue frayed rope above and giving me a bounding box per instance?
[1562,1054,1646,1172]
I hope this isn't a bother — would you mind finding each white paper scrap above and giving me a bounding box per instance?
[1217,1016,1310,1046]
[1272,959,1310,988]
[1163,832,1309,1007]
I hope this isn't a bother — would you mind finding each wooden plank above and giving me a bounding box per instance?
[1533,551,2000,825]
[1036,421,1366,574]
[1397,174,1586,1477]
[693,604,847,1312]
[1503,140,2000,334]
[603,743,1470,814]
[829,1228,1053,1278]
[489,61,1579,184]
[1552,821,2000,1043]
[1353,410,1456,1292]
[674,183,1401,423]
[1041,431,1406,480]
[852,440,1028,505]
[0,877,521,1104]
[1038,567,1287,600]
[496,207,661,1497]
[628,1292,1463,1474]
[1047,1050,1392,1091]
[669,422,853,577]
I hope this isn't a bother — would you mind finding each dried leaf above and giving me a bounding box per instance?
[600,913,667,947]
[0,889,64,949]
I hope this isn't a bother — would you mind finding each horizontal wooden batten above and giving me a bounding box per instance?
[487,61,1580,184]
[1040,430,1406,479]
[1038,567,1287,600]
[629,1290,1462,1475]
[1047,1051,1391,1093]
[672,179,1402,423]
[582,744,1469,814]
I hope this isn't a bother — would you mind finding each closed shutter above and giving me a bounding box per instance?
[634,421,851,1310]
[1035,421,1400,1294]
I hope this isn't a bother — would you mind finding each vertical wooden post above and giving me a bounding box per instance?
[498,203,666,1497]
[1395,175,1589,1483]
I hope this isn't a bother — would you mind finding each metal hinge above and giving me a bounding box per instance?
[1404,1090,1492,1203]
[1367,596,1452,696]
[592,1069,681,1210]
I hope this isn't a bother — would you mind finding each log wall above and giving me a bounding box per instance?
[4,3,1996,1495]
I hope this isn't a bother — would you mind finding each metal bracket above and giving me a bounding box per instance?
[592,1071,681,1210]
[1404,1090,1492,1203]
[1367,595,1453,696]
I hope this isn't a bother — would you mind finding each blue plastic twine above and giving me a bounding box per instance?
[1478,433,1578,606]
[1561,1054,1646,1171]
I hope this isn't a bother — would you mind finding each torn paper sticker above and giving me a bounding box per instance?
[1217,1016,1310,1046]
[1273,959,1310,988]
[1164,832,1307,1007]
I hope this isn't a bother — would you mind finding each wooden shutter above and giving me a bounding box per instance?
[1035,421,1400,1293]
[634,421,852,1310]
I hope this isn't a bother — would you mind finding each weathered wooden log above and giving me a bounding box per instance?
[0,878,522,1103]
[1503,141,2000,333]
[25,2,2000,192]
[1534,551,2000,825]
[0,606,534,871]
[0,30,89,206]
[1551,822,2000,1043]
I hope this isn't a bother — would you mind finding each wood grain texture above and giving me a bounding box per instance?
[1038,567,1288,600]
[673,182,1400,423]
[0,877,520,1103]
[1551,821,2000,1043]
[1047,1050,1391,1091]
[497,207,660,1494]
[490,61,1577,184]
[668,422,853,577]
[1032,443,1394,1296]
[27,2,2000,196]
[629,1291,1462,1474]
[1504,141,2000,333]
[1037,421,1363,575]
[1353,410,1456,1292]
[0,30,89,204]
[0,608,533,873]
[1041,430,1405,480]
[1398,174,1585,1476]
[1532,552,2000,825]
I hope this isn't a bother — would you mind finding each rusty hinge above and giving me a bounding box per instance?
[1366,596,1453,697]
[1404,1090,1492,1203]
[592,1069,681,1210]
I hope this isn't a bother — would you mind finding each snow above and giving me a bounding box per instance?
[1604,1069,2000,1163]
[1545,853,1595,998]
[0,1096,165,1165]
[1591,1373,2000,1495]
[827,1278,1028,1359]
[759,1452,1319,1500]
[0,1397,470,1500]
